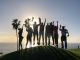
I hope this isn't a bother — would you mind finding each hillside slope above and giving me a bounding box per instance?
[69,48,80,57]
[0,46,80,60]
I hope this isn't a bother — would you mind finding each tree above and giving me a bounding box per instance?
[12,19,20,51]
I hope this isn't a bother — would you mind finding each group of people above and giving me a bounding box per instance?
[18,17,69,50]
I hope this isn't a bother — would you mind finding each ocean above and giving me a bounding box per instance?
[0,43,80,56]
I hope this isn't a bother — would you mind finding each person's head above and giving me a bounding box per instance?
[62,26,65,29]
[27,18,30,22]
[41,22,43,25]
[34,21,36,25]
[53,21,54,24]
[50,22,52,25]
[18,28,22,31]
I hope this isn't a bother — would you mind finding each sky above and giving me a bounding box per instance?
[0,0,80,44]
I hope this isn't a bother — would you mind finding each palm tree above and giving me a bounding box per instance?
[12,19,20,51]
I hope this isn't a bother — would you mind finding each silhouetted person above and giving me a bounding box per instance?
[59,25,69,49]
[47,23,51,45]
[18,27,23,50]
[39,18,46,45]
[53,21,58,47]
[33,21,39,45]
[50,22,54,45]
[26,25,33,48]
[45,23,49,45]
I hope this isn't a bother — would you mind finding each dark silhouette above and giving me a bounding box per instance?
[39,18,46,45]
[53,21,59,47]
[33,21,39,45]
[12,19,20,51]
[24,18,33,47]
[26,25,33,47]
[18,27,23,50]
[47,23,51,45]
[45,23,49,45]
[11,17,70,49]
[49,22,54,45]
[59,25,69,49]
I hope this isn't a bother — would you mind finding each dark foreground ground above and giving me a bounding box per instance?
[0,46,80,60]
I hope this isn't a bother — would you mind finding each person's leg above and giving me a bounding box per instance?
[21,43,23,49]
[30,37,32,47]
[55,36,58,48]
[26,36,28,47]
[38,32,41,45]
[56,34,58,48]
[61,36,64,48]
[20,40,23,49]
[21,36,23,50]
[33,33,35,45]
[19,38,20,50]
[48,34,50,45]
[61,41,64,48]
[37,32,38,44]
[65,37,67,49]
[45,33,47,45]
[52,34,54,45]
[42,32,44,45]
[26,40,28,48]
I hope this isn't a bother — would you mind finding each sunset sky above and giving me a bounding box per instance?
[0,0,80,44]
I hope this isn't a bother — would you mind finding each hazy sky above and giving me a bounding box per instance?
[0,0,80,43]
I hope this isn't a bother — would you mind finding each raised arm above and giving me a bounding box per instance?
[32,17,34,21]
[39,17,41,24]
[56,21,58,30]
[36,17,41,26]
[44,18,46,26]
[59,25,62,31]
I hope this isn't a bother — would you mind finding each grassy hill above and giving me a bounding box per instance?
[69,48,80,57]
[0,46,80,60]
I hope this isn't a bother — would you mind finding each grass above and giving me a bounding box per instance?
[69,48,80,57]
[0,46,80,60]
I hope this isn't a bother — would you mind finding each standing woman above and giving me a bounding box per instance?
[26,25,33,47]
[18,26,23,50]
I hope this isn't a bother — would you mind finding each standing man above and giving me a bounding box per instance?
[33,21,39,45]
[53,21,59,47]
[39,18,46,45]
[59,25,69,49]
[45,23,49,45]
[50,22,54,45]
